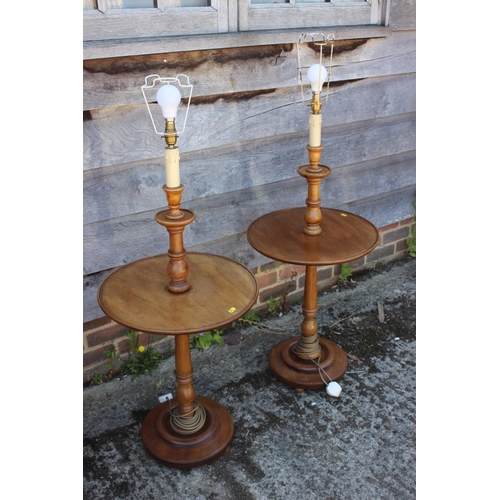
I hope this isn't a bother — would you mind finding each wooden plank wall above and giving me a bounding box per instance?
[83,11,416,324]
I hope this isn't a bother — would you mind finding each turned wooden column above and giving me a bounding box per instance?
[154,184,203,432]
[298,146,331,236]
[174,334,196,418]
[306,144,323,173]
[293,265,321,360]
[155,185,195,293]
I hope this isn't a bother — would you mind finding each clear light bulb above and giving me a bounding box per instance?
[307,64,328,93]
[156,84,182,119]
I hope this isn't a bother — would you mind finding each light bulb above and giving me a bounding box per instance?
[307,64,328,93]
[156,84,182,119]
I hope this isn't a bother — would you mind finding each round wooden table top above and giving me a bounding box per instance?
[247,207,379,266]
[98,252,258,336]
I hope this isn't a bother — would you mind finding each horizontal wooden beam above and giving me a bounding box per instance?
[83,25,392,60]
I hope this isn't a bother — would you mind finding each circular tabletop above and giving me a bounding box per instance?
[98,252,258,336]
[247,207,379,266]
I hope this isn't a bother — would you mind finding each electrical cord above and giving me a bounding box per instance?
[293,333,321,359]
[284,329,343,397]
[169,400,206,435]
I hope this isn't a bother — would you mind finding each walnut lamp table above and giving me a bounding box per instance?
[247,40,379,392]
[98,74,258,468]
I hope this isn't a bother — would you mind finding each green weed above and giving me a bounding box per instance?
[237,310,260,327]
[338,263,353,286]
[121,330,164,377]
[267,295,284,315]
[91,373,104,385]
[103,343,119,373]
[189,329,224,350]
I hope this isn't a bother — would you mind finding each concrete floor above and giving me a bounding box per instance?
[83,257,416,500]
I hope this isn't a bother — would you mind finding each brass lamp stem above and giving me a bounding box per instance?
[165,119,178,148]
[311,92,322,115]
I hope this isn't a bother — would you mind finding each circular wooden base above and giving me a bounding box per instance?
[269,337,348,391]
[141,396,233,469]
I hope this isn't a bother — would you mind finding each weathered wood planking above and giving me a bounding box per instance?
[84,107,416,225]
[83,31,415,111]
[84,122,415,275]
[240,2,372,32]
[83,183,415,323]
[389,0,416,31]
[320,113,416,171]
[84,73,416,171]
[83,7,227,42]
[83,26,392,61]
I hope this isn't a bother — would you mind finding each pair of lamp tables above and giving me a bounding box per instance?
[97,63,379,469]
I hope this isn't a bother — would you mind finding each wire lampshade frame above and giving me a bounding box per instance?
[141,73,193,137]
[297,33,335,105]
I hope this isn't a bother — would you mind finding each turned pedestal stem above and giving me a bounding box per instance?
[298,145,331,237]
[174,335,196,418]
[166,225,190,293]
[155,185,195,294]
[293,265,321,360]
[306,144,323,172]
[154,185,203,433]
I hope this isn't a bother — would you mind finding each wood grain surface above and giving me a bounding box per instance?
[98,252,258,335]
[247,207,379,265]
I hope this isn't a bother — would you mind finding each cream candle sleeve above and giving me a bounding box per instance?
[164,147,180,188]
[309,113,322,147]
